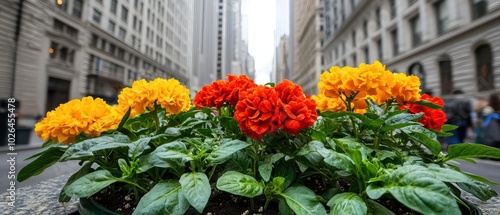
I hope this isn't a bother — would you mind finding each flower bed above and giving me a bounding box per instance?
[19,61,500,215]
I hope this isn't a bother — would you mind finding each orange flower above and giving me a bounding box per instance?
[235,86,279,140]
[275,80,318,135]
[400,94,446,131]
[193,75,257,109]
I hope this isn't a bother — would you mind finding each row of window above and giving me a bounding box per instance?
[49,41,76,65]
[55,0,83,19]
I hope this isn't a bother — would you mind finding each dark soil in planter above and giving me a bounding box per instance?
[92,178,477,215]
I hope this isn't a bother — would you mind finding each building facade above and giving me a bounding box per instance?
[292,0,324,94]
[323,0,500,98]
[0,0,192,126]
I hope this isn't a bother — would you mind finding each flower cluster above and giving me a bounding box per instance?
[313,61,421,113]
[196,76,317,140]
[115,78,191,118]
[34,96,121,144]
[400,94,447,130]
[193,74,258,109]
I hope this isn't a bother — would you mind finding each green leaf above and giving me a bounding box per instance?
[180,172,211,213]
[280,185,327,215]
[18,146,66,182]
[220,116,240,131]
[413,99,443,109]
[216,171,263,198]
[446,143,500,161]
[273,160,296,189]
[279,199,294,215]
[366,199,395,215]
[224,151,252,174]
[128,138,151,159]
[207,139,250,164]
[366,165,460,215]
[321,111,372,125]
[133,181,189,215]
[400,125,441,155]
[461,171,500,186]
[59,162,93,203]
[457,180,498,201]
[441,124,458,132]
[259,153,285,182]
[426,165,473,183]
[327,192,367,215]
[165,127,182,136]
[60,136,128,161]
[154,141,192,161]
[64,170,118,197]
[309,141,355,174]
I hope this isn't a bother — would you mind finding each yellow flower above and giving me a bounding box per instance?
[116,78,191,118]
[391,73,422,104]
[312,94,346,112]
[34,97,121,144]
[151,78,191,115]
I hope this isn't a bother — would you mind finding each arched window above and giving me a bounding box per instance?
[438,55,453,95]
[475,44,493,91]
[408,63,425,91]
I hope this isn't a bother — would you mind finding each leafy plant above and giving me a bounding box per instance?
[19,62,500,215]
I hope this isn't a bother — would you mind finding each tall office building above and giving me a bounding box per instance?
[292,0,324,94]
[322,0,500,97]
[273,0,292,83]
[0,0,192,126]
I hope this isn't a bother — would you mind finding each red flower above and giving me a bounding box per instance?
[235,86,280,140]
[193,80,227,109]
[400,94,446,131]
[193,75,257,109]
[226,75,258,106]
[275,80,318,135]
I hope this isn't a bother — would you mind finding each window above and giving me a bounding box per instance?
[93,9,102,24]
[352,53,357,65]
[109,43,116,55]
[391,29,398,55]
[363,20,368,38]
[434,0,448,34]
[118,48,125,60]
[350,0,355,10]
[352,30,356,47]
[108,20,116,33]
[110,0,117,14]
[118,27,126,39]
[438,56,453,95]
[475,44,494,91]
[121,6,129,22]
[376,38,383,60]
[364,47,369,63]
[408,0,417,6]
[133,16,137,29]
[101,39,107,50]
[410,15,422,46]
[390,0,397,19]
[60,47,68,61]
[375,7,381,29]
[409,63,425,91]
[72,0,83,18]
[471,0,488,20]
[91,34,98,46]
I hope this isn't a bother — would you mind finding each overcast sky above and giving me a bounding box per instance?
[242,0,276,85]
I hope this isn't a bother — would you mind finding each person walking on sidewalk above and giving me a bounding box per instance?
[443,90,474,144]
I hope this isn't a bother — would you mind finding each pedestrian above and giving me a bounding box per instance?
[480,93,500,148]
[443,89,473,144]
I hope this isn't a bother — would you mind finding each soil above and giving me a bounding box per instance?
[92,178,471,215]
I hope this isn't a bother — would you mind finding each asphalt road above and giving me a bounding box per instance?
[456,158,500,193]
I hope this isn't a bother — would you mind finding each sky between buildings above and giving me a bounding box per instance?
[242,0,276,85]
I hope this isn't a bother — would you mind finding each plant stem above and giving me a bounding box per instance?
[152,106,160,133]
[208,164,218,181]
[133,187,140,203]
[118,179,148,193]
[264,197,271,210]
[374,134,380,150]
